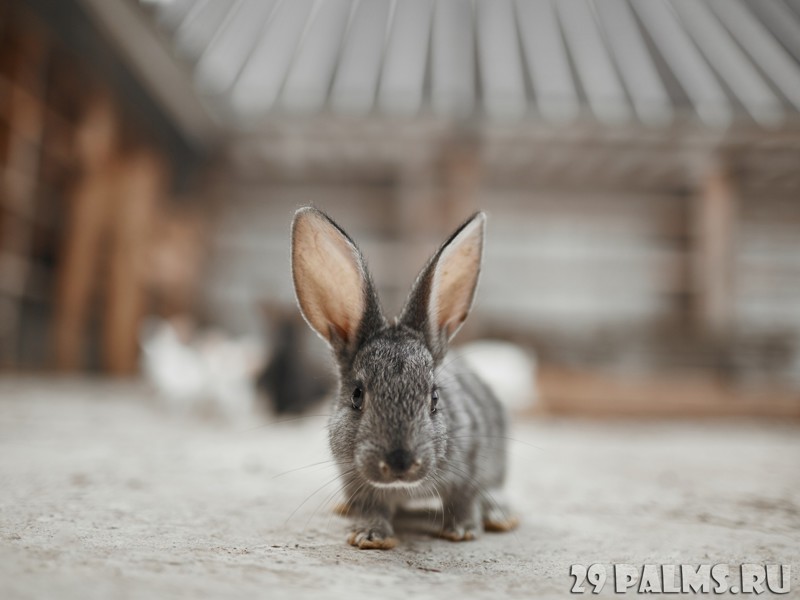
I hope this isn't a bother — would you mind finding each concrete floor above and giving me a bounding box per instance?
[1,377,798,599]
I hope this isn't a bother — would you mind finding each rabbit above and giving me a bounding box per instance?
[290,207,518,549]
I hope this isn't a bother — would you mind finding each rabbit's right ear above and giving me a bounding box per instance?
[291,207,383,361]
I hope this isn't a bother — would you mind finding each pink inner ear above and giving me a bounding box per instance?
[292,212,365,345]
[430,219,484,340]
[436,273,475,335]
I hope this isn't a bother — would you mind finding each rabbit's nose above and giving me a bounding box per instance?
[381,449,420,476]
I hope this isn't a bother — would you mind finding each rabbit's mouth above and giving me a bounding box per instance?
[368,478,426,490]
[360,466,430,489]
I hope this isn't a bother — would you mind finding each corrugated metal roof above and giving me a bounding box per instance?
[132,0,800,129]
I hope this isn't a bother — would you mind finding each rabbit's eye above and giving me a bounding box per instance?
[351,386,364,411]
[430,388,439,413]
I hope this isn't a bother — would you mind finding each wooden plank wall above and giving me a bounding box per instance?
[475,187,686,332]
[202,181,687,339]
[736,191,800,333]
[202,150,800,397]
[205,183,398,335]
[0,3,77,367]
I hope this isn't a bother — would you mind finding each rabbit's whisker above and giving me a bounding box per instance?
[286,467,356,525]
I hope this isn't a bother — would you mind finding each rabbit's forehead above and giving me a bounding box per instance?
[353,336,434,391]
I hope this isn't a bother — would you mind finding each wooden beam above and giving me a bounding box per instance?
[691,159,738,336]
[77,0,217,145]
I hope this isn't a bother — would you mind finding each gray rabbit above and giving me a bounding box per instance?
[291,207,517,549]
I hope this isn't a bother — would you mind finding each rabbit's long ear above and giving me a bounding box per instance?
[291,207,384,362]
[400,212,486,362]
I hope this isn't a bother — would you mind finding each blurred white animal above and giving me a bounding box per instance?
[140,317,263,422]
[455,340,538,412]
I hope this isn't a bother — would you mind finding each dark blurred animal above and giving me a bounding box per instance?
[256,307,332,415]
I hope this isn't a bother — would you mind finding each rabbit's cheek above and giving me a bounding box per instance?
[327,405,363,467]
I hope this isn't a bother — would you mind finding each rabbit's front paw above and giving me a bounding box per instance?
[347,526,397,550]
[482,503,520,532]
[441,495,480,541]
[439,524,477,542]
[483,513,520,532]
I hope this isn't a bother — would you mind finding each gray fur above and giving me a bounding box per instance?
[291,208,514,548]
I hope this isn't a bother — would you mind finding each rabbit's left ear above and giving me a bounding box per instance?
[400,212,486,362]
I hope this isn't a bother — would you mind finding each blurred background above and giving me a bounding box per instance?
[2,0,800,419]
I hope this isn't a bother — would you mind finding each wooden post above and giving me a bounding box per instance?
[439,137,482,227]
[54,163,112,370]
[436,137,484,340]
[389,162,437,314]
[54,94,117,370]
[103,150,164,374]
[691,159,738,336]
[0,14,47,366]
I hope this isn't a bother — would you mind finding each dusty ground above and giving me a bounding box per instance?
[0,377,798,599]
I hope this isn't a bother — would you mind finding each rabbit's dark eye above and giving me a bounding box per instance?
[430,388,439,413]
[351,386,364,411]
